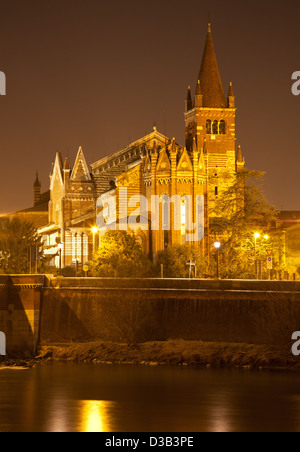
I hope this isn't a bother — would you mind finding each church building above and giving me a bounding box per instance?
[38,23,245,269]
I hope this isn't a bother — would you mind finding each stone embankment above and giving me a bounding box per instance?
[1,340,297,371]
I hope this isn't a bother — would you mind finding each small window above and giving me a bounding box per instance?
[215,186,218,197]
[212,120,218,135]
[219,120,226,135]
[206,120,212,135]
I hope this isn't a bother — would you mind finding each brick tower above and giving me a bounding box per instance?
[185,23,244,252]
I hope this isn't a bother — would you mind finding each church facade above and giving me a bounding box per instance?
[38,24,245,269]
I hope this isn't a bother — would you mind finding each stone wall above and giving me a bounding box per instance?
[0,275,47,353]
[1,276,300,353]
[41,278,300,346]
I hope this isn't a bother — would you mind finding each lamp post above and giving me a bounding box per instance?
[254,233,260,279]
[214,242,221,279]
[58,243,63,276]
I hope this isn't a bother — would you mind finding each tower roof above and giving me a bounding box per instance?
[197,23,226,108]
[186,85,193,110]
[195,79,202,96]
[237,145,244,163]
[228,82,234,98]
[64,157,71,170]
[34,171,41,188]
[186,85,192,102]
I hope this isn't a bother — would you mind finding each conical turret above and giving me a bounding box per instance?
[185,86,193,112]
[227,82,235,108]
[236,144,245,170]
[197,23,226,108]
[195,80,204,108]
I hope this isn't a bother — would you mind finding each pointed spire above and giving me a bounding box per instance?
[55,152,63,169]
[34,171,41,188]
[237,145,244,164]
[185,86,193,112]
[228,82,234,97]
[64,157,71,170]
[197,23,226,108]
[195,79,204,108]
[171,137,177,154]
[227,82,235,108]
[195,79,202,96]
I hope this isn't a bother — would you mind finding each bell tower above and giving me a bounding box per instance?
[185,23,238,213]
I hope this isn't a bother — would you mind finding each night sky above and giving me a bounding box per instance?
[0,0,299,213]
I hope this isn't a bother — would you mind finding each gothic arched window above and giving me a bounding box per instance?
[212,120,218,135]
[206,120,212,135]
[219,120,226,135]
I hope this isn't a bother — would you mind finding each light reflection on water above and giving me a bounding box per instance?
[80,400,116,433]
[1,363,300,432]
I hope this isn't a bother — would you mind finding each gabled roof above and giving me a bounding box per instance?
[197,23,226,108]
[91,128,180,170]
[70,147,92,182]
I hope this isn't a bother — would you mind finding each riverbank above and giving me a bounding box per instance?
[37,340,300,370]
[1,340,298,370]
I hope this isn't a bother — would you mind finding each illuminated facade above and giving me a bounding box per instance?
[38,23,245,268]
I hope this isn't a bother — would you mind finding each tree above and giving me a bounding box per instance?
[210,169,278,279]
[157,243,206,278]
[0,218,41,274]
[90,230,154,277]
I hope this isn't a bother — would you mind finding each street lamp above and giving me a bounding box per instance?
[58,243,63,276]
[214,242,221,279]
[254,233,260,279]
[91,227,98,254]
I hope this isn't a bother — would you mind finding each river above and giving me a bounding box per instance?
[0,363,300,432]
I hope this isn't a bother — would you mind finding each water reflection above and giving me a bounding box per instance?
[209,401,232,433]
[48,398,70,433]
[80,400,116,433]
[1,364,300,432]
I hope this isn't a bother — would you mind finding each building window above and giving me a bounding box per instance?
[212,120,218,135]
[219,120,226,135]
[206,119,227,135]
[215,186,218,197]
[206,120,212,135]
